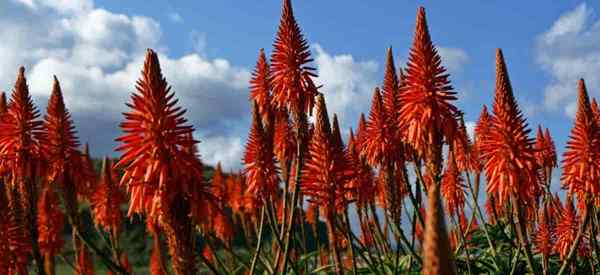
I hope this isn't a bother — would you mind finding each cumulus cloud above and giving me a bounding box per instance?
[438,47,469,73]
[0,0,251,170]
[537,3,600,118]
[313,44,378,132]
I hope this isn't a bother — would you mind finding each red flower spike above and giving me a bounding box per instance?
[211,162,226,202]
[554,196,586,260]
[0,67,43,189]
[440,154,466,217]
[273,110,296,164]
[561,79,600,197]
[348,129,376,208]
[301,95,354,215]
[399,7,459,176]
[91,158,125,232]
[243,103,280,202]
[115,49,203,221]
[270,0,319,117]
[362,88,400,166]
[115,49,201,275]
[454,117,479,172]
[39,76,81,184]
[37,186,65,257]
[355,113,368,153]
[534,207,555,258]
[382,47,400,126]
[479,49,539,206]
[250,49,273,123]
[544,128,557,168]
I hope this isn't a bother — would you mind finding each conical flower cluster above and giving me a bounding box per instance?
[562,79,600,198]
[91,158,125,232]
[243,103,279,201]
[115,49,203,221]
[301,95,354,215]
[270,0,319,117]
[479,49,539,205]
[399,7,458,176]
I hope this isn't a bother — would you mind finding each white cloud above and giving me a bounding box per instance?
[536,3,600,118]
[313,44,378,132]
[168,12,183,23]
[0,0,251,170]
[438,47,469,73]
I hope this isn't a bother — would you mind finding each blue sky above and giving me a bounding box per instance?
[1,0,599,172]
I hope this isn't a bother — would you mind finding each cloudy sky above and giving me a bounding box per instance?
[1,0,599,171]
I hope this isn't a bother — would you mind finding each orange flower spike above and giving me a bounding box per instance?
[440,153,466,217]
[348,129,376,208]
[243,103,279,202]
[399,7,459,176]
[91,158,125,232]
[355,113,368,153]
[211,162,226,202]
[250,49,273,123]
[544,128,557,168]
[382,47,400,125]
[273,110,296,164]
[301,95,353,214]
[534,207,555,258]
[534,125,547,167]
[37,186,65,257]
[270,0,318,116]
[480,49,539,205]
[0,67,43,182]
[562,79,600,197]
[115,49,201,220]
[553,196,584,260]
[41,75,80,170]
[362,88,397,166]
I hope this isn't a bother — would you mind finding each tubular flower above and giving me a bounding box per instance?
[554,197,586,260]
[91,158,125,232]
[534,207,555,257]
[479,49,539,205]
[37,186,65,257]
[250,49,273,124]
[210,163,226,203]
[39,76,81,183]
[115,49,200,275]
[270,0,319,117]
[440,154,466,217]
[115,49,202,220]
[0,67,43,196]
[301,95,354,215]
[347,129,376,208]
[562,79,600,197]
[243,103,280,202]
[398,7,458,177]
